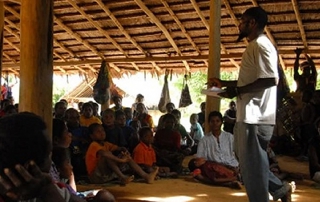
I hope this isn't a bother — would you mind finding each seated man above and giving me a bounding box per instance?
[192,111,241,188]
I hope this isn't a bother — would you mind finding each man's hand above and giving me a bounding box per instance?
[294,48,303,56]
[0,161,53,201]
[207,78,222,88]
[218,87,238,99]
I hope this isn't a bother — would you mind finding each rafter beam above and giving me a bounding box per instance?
[3,5,82,73]
[67,0,127,57]
[3,48,320,69]
[135,0,190,71]
[3,20,69,73]
[4,16,77,59]
[151,62,162,72]
[161,0,200,55]
[94,0,147,57]
[191,0,239,69]
[2,52,19,75]
[54,16,104,59]
[291,0,308,49]
[1,0,20,4]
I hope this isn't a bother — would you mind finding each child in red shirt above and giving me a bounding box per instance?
[133,127,177,177]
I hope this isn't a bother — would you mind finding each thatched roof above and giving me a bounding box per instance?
[2,0,320,78]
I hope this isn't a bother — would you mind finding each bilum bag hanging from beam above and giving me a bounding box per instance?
[158,69,171,113]
[179,74,192,108]
[93,61,110,104]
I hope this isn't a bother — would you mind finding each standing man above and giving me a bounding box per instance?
[210,7,292,202]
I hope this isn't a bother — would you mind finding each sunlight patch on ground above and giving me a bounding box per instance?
[231,192,299,201]
[195,193,208,197]
[230,192,246,197]
[138,196,195,202]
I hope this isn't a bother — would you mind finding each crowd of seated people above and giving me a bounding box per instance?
[5,89,320,202]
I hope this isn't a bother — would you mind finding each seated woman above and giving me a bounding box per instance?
[171,109,194,155]
[135,103,154,131]
[192,111,240,188]
[308,117,320,183]
[153,113,185,173]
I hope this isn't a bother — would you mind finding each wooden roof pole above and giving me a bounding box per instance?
[20,0,53,137]
[205,0,221,132]
[291,0,308,50]
[191,0,239,70]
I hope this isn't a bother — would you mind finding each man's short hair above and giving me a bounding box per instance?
[208,111,223,122]
[243,7,268,30]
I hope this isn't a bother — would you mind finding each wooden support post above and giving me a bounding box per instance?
[205,0,221,132]
[20,0,54,137]
[0,2,3,93]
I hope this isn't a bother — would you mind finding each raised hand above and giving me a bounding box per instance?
[294,48,303,56]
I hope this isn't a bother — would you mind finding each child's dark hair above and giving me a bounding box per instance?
[115,110,125,119]
[124,107,132,114]
[0,112,50,173]
[208,111,223,122]
[102,108,115,117]
[188,158,197,172]
[139,127,152,139]
[51,146,70,169]
[88,123,102,135]
[162,113,176,123]
[82,102,93,110]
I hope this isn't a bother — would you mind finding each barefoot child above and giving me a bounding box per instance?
[133,127,177,178]
[85,123,158,185]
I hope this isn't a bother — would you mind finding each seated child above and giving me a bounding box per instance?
[189,113,204,154]
[171,109,194,155]
[101,109,127,147]
[188,157,241,189]
[52,146,115,202]
[0,112,82,202]
[85,123,158,185]
[133,127,177,178]
[128,120,141,153]
[153,113,185,173]
[51,118,76,193]
[80,102,102,127]
[123,107,133,126]
[115,110,137,153]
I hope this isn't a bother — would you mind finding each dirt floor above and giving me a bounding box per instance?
[77,156,320,202]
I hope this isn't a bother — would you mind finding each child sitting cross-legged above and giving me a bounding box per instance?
[52,146,115,202]
[132,127,177,178]
[85,123,159,185]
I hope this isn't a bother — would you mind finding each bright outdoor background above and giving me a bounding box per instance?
[5,68,320,131]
